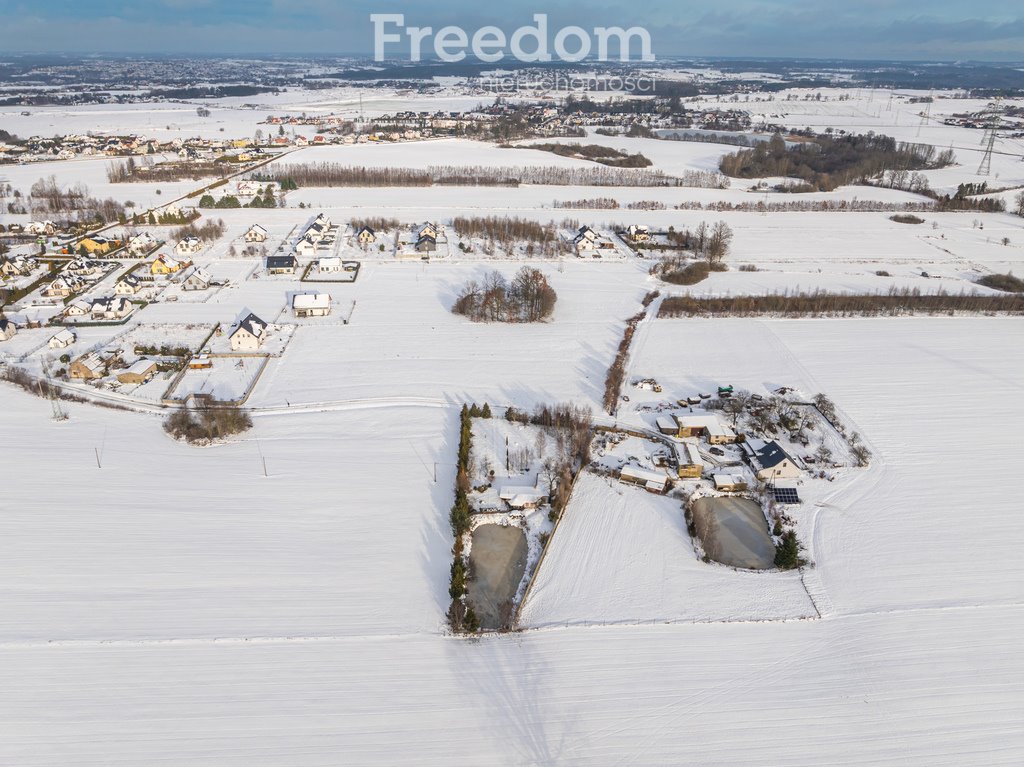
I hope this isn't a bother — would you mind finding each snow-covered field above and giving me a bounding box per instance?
[2,82,1024,765]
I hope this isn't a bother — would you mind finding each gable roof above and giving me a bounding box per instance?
[232,312,267,339]
[267,254,297,268]
[755,440,792,469]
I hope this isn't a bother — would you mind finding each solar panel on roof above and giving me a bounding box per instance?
[773,487,801,504]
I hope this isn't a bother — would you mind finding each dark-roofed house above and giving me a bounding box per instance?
[0,317,16,342]
[266,255,297,275]
[753,440,801,482]
[229,312,268,352]
[414,234,436,253]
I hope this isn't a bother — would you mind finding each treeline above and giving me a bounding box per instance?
[448,403,483,634]
[720,133,955,192]
[659,288,1024,318]
[350,216,400,232]
[267,162,726,188]
[977,273,1024,293]
[603,301,654,414]
[527,142,653,168]
[452,267,557,323]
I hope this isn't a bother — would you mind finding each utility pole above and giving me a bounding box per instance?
[978,113,998,176]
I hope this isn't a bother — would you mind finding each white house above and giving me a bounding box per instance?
[114,274,142,295]
[499,485,549,510]
[626,224,651,242]
[181,267,212,291]
[318,256,343,272]
[0,317,16,341]
[355,226,376,245]
[48,329,76,349]
[90,296,133,321]
[294,236,318,257]
[175,236,203,256]
[244,224,268,243]
[229,312,268,352]
[292,292,331,318]
[752,440,802,482]
[127,232,157,255]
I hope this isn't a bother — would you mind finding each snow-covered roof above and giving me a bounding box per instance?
[620,465,669,487]
[678,442,703,466]
[755,440,792,469]
[713,473,747,488]
[292,293,331,310]
[233,312,267,339]
[677,413,735,439]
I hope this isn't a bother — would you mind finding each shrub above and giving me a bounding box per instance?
[659,260,711,286]
[890,214,925,224]
[976,272,1024,293]
[162,405,252,443]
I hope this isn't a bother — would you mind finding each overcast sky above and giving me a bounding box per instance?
[0,0,1022,61]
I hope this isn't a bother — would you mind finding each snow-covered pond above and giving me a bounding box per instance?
[692,496,775,569]
[467,524,527,630]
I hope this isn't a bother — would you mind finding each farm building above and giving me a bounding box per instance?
[499,486,549,510]
[677,442,704,478]
[656,416,679,435]
[116,359,158,384]
[267,255,297,275]
[69,353,107,380]
[619,464,670,494]
[229,312,268,352]
[676,413,738,444]
[713,474,749,492]
[292,293,331,318]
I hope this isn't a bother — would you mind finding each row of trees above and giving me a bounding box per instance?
[659,288,1024,318]
[25,175,127,224]
[451,267,557,323]
[448,404,482,634]
[603,308,646,414]
[267,162,726,188]
[170,218,226,242]
[527,142,653,168]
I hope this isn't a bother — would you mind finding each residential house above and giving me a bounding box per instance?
[90,296,133,321]
[292,292,331,317]
[676,442,704,479]
[414,234,436,253]
[573,226,599,255]
[48,329,76,349]
[244,224,268,243]
[626,224,651,243]
[63,300,90,319]
[267,255,297,275]
[619,464,670,494]
[417,222,438,240]
[229,312,268,352]
[69,352,107,380]
[181,267,212,291]
[116,359,158,384]
[752,440,801,482]
[294,237,317,257]
[151,254,186,275]
[355,226,376,245]
[43,276,77,298]
[0,255,37,277]
[713,473,748,492]
[114,274,142,295]
[0,317,15,341]
[78,236,115,255]
[318,256,343,272]
[127,232,157,255]
[175,236,203,256]
[25,220,57,236]
[63,257,107,278]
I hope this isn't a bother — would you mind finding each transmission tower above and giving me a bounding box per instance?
[977,113,998,176]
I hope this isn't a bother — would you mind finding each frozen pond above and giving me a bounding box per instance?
[467,524,528,630]
[692,496,776,570]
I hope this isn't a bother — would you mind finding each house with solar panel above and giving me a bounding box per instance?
[750,440,801,483]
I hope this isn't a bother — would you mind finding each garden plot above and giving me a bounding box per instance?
[518,472,816,627]
[167,356,267,403]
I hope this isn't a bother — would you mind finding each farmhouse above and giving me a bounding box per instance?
[675,413,738,444]
[69,352,107,380]
[752,440,801,482]
[292,293,331,318]
[175,236,203,256]
[267,255,297,275]
[244,224,268,243]
[48,329,76,349]
[0,317,16,341]
[713,473,749,492]
[619,464,670,494]
[116,359,158,384]
[229,312,268,352]
[355,226,376,245]
[677,442,704,478]
[181,267,212,291]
